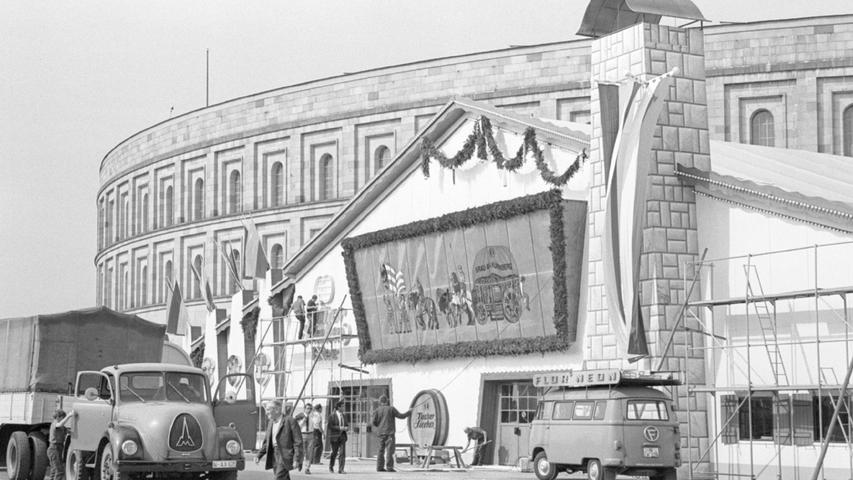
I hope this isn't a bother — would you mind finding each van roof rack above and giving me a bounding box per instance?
[533,368,682,389]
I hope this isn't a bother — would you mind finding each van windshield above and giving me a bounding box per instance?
[626,400,669,420]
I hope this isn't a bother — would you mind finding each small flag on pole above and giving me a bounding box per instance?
[243,221,270,279]
[218,241,243,292]
[165,279,189,336]
[189,259,216,312]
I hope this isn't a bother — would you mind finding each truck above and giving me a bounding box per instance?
[0,306,255,480]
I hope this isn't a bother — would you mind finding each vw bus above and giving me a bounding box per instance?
[61,363,253,480]
[529,369,681,480]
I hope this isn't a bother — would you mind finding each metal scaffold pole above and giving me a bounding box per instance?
[810,342,853,480]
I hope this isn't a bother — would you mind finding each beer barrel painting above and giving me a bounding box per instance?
[407,389,449,447]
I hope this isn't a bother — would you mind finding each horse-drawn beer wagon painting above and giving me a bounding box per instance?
[342,191,587,363]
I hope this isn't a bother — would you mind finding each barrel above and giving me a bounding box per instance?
[407,389,449,447]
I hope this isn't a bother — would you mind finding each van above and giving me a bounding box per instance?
[528,369,681,480]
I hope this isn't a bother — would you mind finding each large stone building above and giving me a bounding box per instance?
[94,14,853,324]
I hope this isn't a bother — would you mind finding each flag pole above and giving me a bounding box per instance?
[205,48,210,107]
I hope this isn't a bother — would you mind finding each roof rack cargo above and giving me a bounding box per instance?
[532,368,682,389]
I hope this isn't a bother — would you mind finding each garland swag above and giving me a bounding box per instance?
[420,116,587,186]
[240,306,260,341]
[190,343,205,369]
[341,189,573,364]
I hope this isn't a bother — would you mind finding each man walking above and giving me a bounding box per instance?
[293,295,307,339]
[256,400,302,480]
[371,395,411,472]
[327,401,348,473]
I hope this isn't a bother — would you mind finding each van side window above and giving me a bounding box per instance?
[553,401,574,420]
[537,401,554,420]
[627,400,670,420]
[573,401,594,420]
[594,400,607,420]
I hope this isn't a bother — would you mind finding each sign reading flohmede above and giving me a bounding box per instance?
[407,389,449,448]
[532,368,622,388]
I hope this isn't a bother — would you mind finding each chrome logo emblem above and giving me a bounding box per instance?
[169,414,203,452]
[643,426,660,442]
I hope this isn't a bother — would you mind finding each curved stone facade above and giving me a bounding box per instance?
[95,15,853,324]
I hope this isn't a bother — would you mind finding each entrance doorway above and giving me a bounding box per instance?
[329,381,390,458]
[481,379,538,466]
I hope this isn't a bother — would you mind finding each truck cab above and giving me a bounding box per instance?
[529,369,681,480]
[62,363,254,480]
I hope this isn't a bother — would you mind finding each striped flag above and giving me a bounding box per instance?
[189,259,216,312]
[165,279,189,336]
[601,70,674,361]
[243,222,270,280]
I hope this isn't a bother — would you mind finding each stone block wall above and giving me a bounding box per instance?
[586,22,710,472]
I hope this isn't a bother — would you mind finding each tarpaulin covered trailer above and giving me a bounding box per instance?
[0,306,167,479]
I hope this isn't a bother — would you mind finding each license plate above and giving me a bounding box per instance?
[212,460,237,469]
[643,447,660,458]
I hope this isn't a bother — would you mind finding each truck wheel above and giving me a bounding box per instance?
[7,431,32,480]
[100,444,122,480]
[66,450,90,480]
[586,459,615,480]
[533,451,558,480]
[29,432,49,480]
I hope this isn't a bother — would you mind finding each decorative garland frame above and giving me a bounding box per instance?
[420,116,587,186]
[342,189,577,364]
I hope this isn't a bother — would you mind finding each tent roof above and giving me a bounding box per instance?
[577,0,707,38]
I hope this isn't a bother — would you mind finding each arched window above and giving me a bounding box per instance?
[270,244,284,269]
[98,201,105,250]
[750,109,774,147]
[229,170,241,214]
[374,145,391,173]
[271,162,284,207]
[123,198,129,238]
[140,265,148,306]
[164,260,173,303]
[319,154,334,200]
[106,267,113,308]
[123,270,129,310]
[192,255,203,299]
[142,193,149,232]
[193,178,204,221]
[844,104,853,157]
[165,185,174,226]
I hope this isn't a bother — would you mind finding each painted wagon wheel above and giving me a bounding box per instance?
[502,288,521,323]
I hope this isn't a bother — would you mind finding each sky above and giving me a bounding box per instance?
[1,1,851,319]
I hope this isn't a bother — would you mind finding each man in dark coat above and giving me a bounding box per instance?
[371,395,411,472]
[256,400,303,480]
[326,401,349,473]
[306,295,318,336]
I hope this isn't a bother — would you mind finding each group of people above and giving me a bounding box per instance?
[256,395,488,478]
[256,399,348,479]
[291,294,319,340]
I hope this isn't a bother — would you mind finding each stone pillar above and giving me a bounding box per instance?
[586,22,711,472]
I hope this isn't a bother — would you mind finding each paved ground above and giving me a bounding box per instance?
[0,453,537,480]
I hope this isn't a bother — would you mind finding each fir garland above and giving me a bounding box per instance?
[190,343,205,369]
[342,190,575,364]
[420,115,587,186]
[240,306,260,341]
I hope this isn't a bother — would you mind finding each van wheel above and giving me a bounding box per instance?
[66,450,90,480]
[7,431,32,480]
[651,468,678,480]
[100,443,122,480]
[586,459,616,480]
[29,432,49,480]
[533,451,558,480]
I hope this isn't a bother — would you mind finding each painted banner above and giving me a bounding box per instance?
[343,191,587,362]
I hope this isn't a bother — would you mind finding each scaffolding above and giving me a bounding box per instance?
[662,240,853,480]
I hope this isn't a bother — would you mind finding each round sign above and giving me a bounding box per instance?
[643,425,660,442]
[314,275,335,304]
[407,389,449,447]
